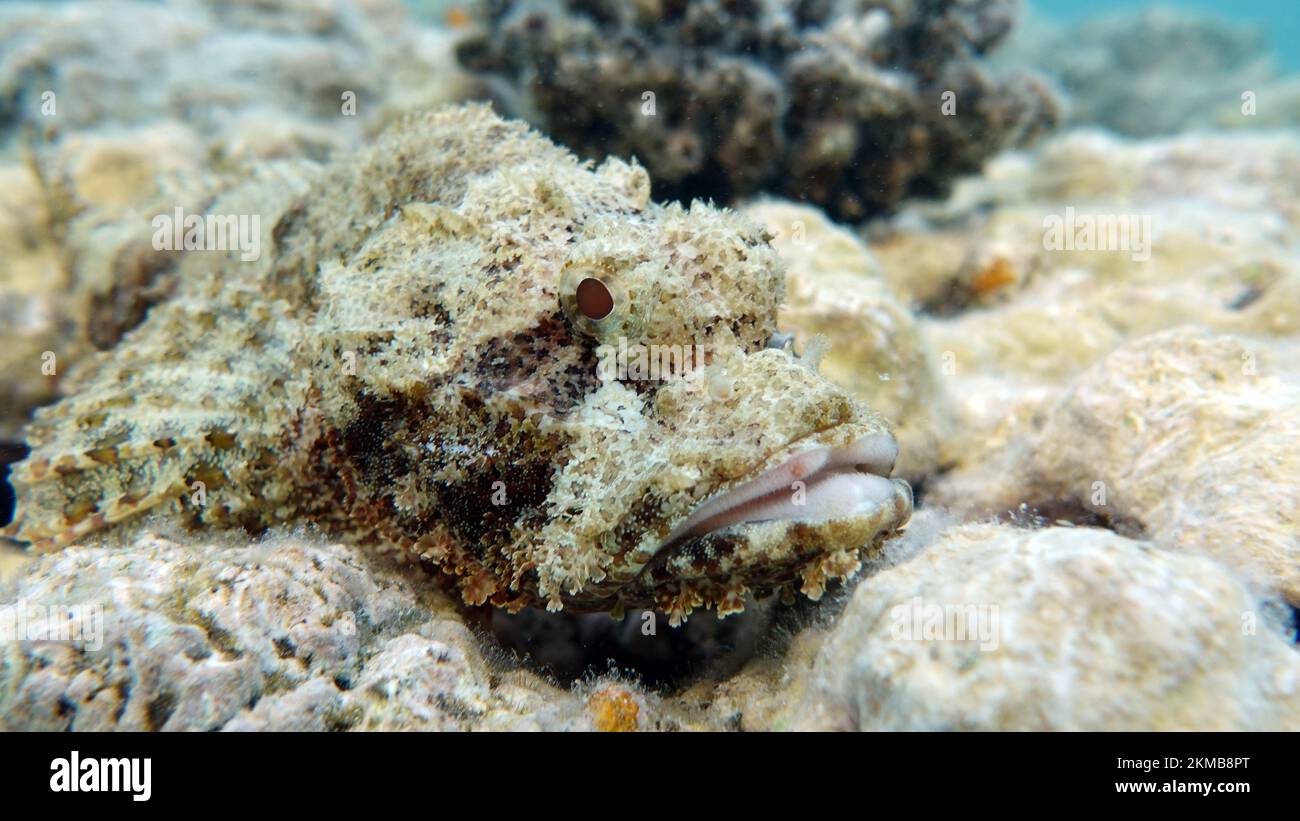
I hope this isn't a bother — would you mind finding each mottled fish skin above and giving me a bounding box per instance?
[7,105,912,624]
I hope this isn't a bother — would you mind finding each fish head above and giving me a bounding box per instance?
[309,110,912,623]
[462,170,913,622]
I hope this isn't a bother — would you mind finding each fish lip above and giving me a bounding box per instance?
[654,427,909,553]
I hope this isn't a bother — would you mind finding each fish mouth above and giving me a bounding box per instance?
[657,431,912,553]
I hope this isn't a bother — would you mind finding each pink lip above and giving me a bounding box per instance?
[656,433,903,551]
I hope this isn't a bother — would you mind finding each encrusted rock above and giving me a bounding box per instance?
[0,534,599,731]
[788,523,1300,730]
[0,0,475,159]
[870,130,1300,495]
[930,328,1300,607]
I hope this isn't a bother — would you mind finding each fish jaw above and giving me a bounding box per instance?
[655,431,902,551]
[545,413,914,622]
[634,426,913,624]
[648,473,914,622]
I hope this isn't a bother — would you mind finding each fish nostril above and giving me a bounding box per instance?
[765,331,795,353]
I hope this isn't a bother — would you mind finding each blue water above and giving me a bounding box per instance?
[1032,0,1300,70]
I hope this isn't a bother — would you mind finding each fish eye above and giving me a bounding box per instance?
[575,277,614,321]
[560,262,647,339]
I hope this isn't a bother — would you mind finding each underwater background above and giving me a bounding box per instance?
[1037,0,1300,69]
[0,0,1297,730]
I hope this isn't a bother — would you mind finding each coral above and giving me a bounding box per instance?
[0,534,593,730]
[865,130,1300,477]
[0,0,476,161]
[858,128,1300,608]
[457,0,1059,221]
[787,523,1300,730]
[929,328,1300,607]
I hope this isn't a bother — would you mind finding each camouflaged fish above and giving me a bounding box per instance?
[6,105,912,624]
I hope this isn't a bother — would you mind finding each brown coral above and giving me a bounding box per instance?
[458,0,1059,221]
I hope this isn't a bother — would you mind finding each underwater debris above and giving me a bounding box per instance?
[458,0,1060,221]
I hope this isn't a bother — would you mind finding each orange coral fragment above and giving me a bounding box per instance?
[969,255,1018,296]
[589,687,640,732]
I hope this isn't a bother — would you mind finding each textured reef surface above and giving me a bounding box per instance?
[1,0,1299,731]
[0,0,473,158]
[458,0,1059,220]
[6,519,1297,731]
[872,130,1300,610]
